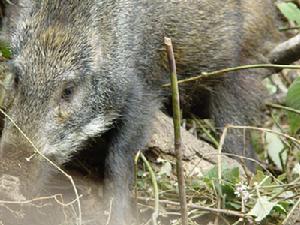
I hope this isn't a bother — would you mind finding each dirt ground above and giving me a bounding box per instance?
[0,112,242,225]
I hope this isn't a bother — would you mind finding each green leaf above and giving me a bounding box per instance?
[252,170,272,186]
[248,196,277,222]
[286,77,300,134]
[158,177,173,190]
[222,167,240,184]
[222,184,236,201]
[204,166,218,179]
[275,201,292,213]
[204,165,239,181]
[0,40,11,59]
[277,173,287,182]
[227,202,241,210]
[265,127,287,171]
[273,204,287,214]
[277,2,300,26]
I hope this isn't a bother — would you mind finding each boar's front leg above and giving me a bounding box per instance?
[104,85,159,225]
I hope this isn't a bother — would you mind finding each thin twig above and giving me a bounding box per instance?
[164,36,188,225]
[134,151,140,219]
[0,194,81,207]
[226,125,300,146]
[138,197,247,218]
[137,152,159,225]
[162,64,300,87]
[266,102,300,115]
[216,125,229,224]
[279,25,300,31]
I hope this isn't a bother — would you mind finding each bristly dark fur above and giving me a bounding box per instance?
[1,0,284,224]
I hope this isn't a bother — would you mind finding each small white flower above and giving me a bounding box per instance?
[235,182,252,202]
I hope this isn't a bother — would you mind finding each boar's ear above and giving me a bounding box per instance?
[2,0,35,34]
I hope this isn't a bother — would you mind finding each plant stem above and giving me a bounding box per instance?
[164,37,188,225]
[162,64,300,87]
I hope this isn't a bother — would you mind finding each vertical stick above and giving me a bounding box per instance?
[215,126,227,225]
[164,37,188,225]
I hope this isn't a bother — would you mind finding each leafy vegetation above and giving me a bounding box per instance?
[134,2,300,224]
[0,39,11,59]
[286,77,300,134]
[277,2,300,26]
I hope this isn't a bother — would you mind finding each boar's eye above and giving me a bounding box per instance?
[61,82,75,102]
[13,72,20,88]
[9,62,21,88]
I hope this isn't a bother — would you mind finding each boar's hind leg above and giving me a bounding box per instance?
[209,72,265,171]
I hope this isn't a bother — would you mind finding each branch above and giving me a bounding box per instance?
[269,34,300,65]
[162,64,300,87]
[164,37,188,225]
